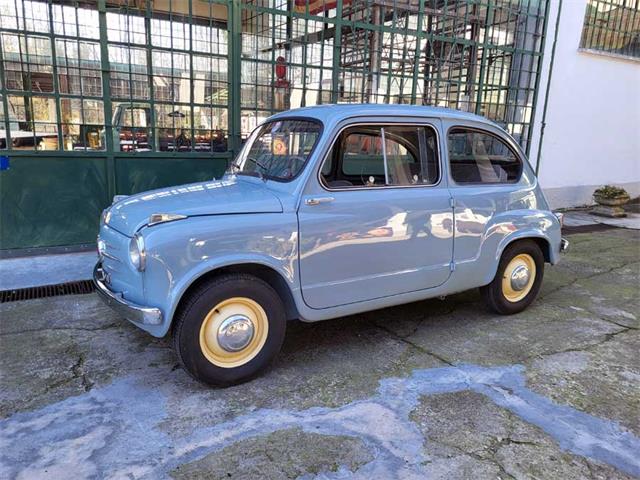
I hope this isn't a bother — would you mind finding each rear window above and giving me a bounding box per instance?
[448,128,522,184]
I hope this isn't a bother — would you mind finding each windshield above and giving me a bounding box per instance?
[231,119,322,181]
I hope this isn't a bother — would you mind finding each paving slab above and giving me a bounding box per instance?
[0,228,638,479]
[564,210,640,230]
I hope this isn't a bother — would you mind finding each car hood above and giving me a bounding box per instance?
[105,177,283,236]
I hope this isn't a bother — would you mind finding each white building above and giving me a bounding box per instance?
[530,0,640,209]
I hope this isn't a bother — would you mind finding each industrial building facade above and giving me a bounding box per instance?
[0,0,634,250]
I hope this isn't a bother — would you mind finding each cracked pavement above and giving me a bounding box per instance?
[0,228,638,479]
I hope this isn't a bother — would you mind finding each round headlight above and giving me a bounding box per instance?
[129,234,146,271]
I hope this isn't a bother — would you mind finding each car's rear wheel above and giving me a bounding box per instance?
[480,240,544,315]
[172,274,286,386]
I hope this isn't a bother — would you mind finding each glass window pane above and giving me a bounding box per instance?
[106,12,146,44]
[340,128,385,182]
[155,104,191,152]
[108,46,149,99]
[3,0,51,33]
[448,129,522,184]
[2,34,53,92]
[60,99,105,151]
[52,4,99,39]
[193,55,228,105]
[7,95,58,150]
[193,106,228,152]
[112,102,152,152]
[235,119,321,181]
[152,50,190,103]
[151,18,190,50]
[384,126,439,186]
[580,0,640,58]
[192,24,228,55]
[56,40,102,96]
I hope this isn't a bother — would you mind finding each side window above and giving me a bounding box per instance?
[384,125,439,186]
[448,128,522,184]
[321,124,439,188]
[342,128,385,181]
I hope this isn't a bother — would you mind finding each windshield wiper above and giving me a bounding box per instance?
[247,156,268,173]
[230,157,269,182]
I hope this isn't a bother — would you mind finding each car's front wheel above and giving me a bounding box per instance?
[172,274,286,386]
[480,240,544,315]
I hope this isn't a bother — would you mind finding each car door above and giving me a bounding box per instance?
[446,123,529,273]
[297,120,454,310]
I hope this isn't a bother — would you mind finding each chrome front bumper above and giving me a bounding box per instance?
[93,264,163,325]
[560,237,570,253]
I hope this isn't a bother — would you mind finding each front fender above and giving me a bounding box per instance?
[139,213,299,337]
[161,253,297,337]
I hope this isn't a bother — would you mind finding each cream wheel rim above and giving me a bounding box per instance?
[199,297,269,368]
[502,254,536,303]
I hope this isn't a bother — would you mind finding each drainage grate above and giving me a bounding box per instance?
[0,279,96,303]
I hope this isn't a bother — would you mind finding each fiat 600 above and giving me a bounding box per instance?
[94,105,568,386]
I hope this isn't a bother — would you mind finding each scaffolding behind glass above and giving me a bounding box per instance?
[239,0,548,149]
[0,0,549,154]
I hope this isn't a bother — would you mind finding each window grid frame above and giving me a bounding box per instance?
[0,0,549,157]
[579,0,640,59]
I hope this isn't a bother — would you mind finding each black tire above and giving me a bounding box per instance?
[172,273,286,386]
[480,240,544,315]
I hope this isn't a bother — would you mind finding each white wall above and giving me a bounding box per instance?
[529,0,640,209]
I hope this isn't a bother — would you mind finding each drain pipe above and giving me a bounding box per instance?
[535,0,563,176]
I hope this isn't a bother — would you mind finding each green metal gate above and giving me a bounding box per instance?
[0,0,549,250]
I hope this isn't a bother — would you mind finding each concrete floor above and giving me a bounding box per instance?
[0,228,638,479]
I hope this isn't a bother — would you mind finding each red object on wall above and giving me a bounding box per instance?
[275,56,287,80]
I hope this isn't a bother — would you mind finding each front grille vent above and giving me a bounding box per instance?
[0,280,96,303]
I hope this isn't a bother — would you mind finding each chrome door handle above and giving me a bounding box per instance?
[305,196,334,206]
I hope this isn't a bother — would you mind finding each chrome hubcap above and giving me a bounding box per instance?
[217,314,255,352]
[510,265,531,291]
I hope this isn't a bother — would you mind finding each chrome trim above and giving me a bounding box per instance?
[560,238,569,253]
[97,237,121,262]
[316,121,442,192]
[102,250,120,262]
[112,194,128,204]
[380,127,390,185]
[510,264,531,291]
[93,264,162,326]
[217,314,255,352]
[148,213,187,227]
[305,196,335,206]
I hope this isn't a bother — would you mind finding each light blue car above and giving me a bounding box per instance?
[94,105,568,386]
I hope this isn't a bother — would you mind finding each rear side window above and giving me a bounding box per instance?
[448,128,522,184]
[321,124,439,188]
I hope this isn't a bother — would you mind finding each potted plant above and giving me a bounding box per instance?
[593,185,630,217]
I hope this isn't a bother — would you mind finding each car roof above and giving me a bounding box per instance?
[269,103,495,126]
